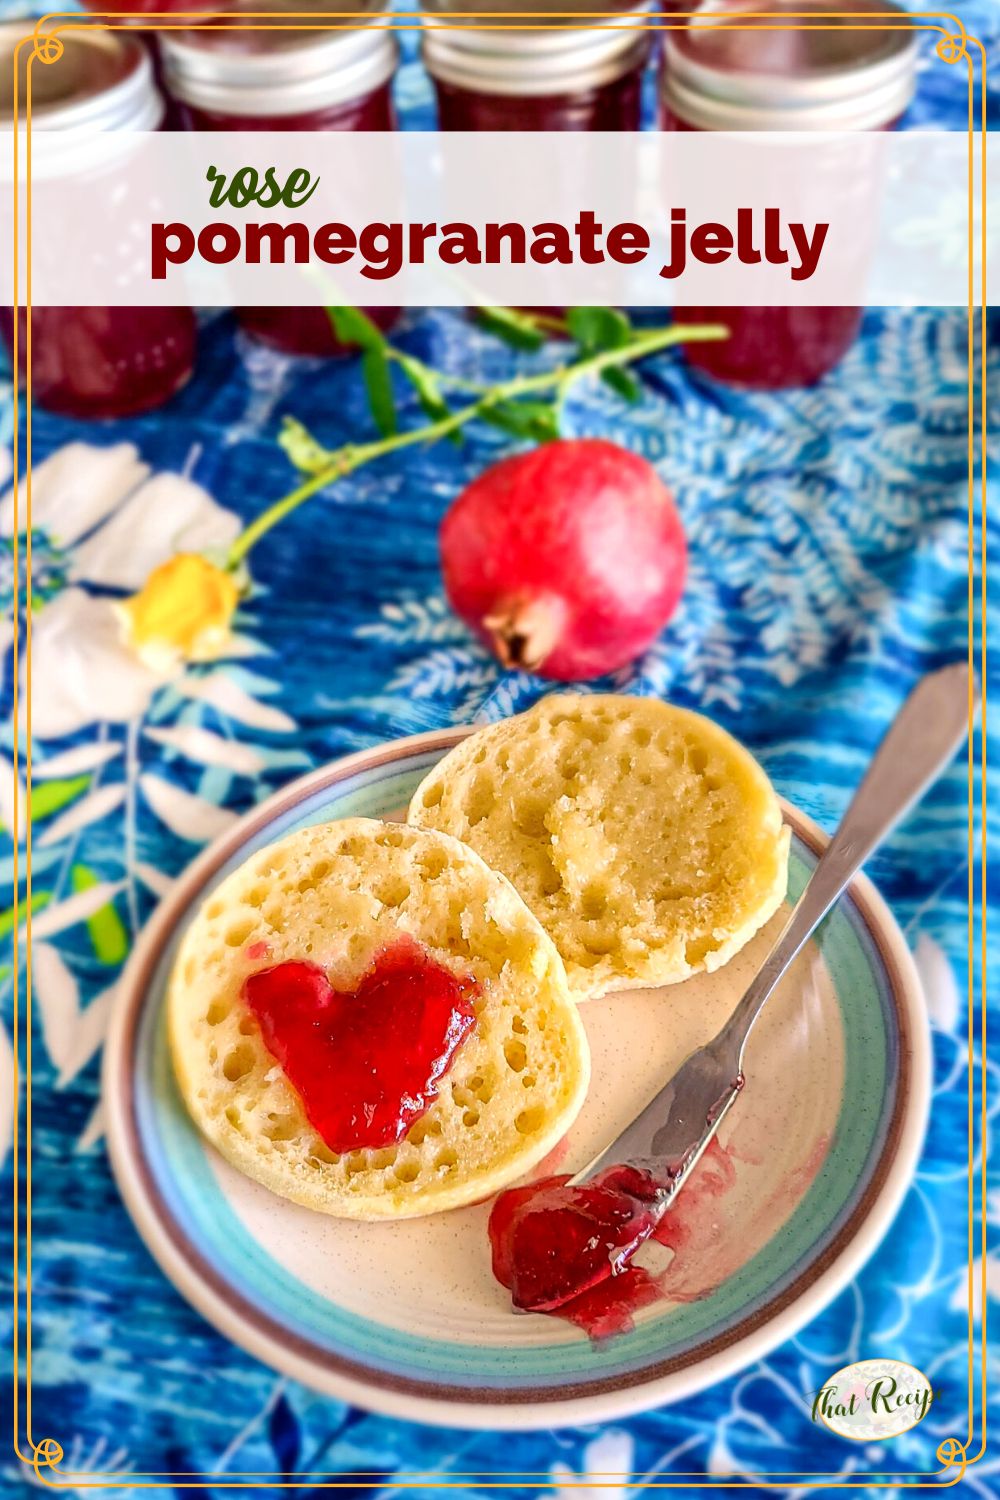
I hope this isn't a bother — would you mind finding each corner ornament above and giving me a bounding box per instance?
[30,1437,64,1479]
[935,24,969,65]
[936,1436,970,1480]
[29,28,64,65]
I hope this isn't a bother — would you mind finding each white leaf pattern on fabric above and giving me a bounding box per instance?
[949,1256,1000,1322]
[8,440,251,741]
[33,742,122,779]
[135,862,175,899]
[387,648,495,701]
[76,1101,106,1154]
[550,1431,634,1500]
[144,724,265,774]
[37,784,127,847]
[180,672,295,732]
[139,773,239,842]
[223,632,272,660]
[68,473,241,591]
[914,933,961,1033]
[0,1019,14,1166]
[705,1430,743,1479]
[31,882,126,940]
[0,441,149,545]
[32,944,116,1087]
[357,595,469,645]
[0,753,25,837]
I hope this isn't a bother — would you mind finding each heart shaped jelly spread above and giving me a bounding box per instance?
[242,939,479,1154]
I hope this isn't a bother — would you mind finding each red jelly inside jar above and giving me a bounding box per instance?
[79,0,207,11]
[236,304,400,359]
[661,0,917,390]
[431,70,644,132]
[0,24,197,419]
[423,0,651,132]
[242,938,479,1153]
[0,306,197,420]
[160,0,400,356]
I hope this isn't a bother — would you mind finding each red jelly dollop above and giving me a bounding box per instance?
[489,1140,741,1339]
[488,1164,662,1313]
[242,940,479,1154]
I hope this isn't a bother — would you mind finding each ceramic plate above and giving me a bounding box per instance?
[104,727,930,1430]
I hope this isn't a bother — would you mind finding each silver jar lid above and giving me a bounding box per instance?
[0,20,162,132]
[663,0,918,131]
[160,0,398,118]
[422,0,652,98]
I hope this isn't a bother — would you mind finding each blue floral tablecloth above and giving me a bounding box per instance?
[3,2,998,1495]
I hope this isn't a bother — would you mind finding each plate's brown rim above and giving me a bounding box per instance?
[111,727,916,1408]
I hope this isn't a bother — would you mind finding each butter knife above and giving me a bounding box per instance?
[570,662,975,1220]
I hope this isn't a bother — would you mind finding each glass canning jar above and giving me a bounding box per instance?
[160,0,400,356]
[0,23,197,419]
[662,0,917,389]
[422,0,652,131]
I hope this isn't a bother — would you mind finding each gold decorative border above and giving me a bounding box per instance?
[9,7,988,1489]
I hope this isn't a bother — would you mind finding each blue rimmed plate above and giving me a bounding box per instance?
[103,727,930,1430]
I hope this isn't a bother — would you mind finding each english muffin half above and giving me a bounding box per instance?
[409,695,790,1001]
[168,818,590,1219]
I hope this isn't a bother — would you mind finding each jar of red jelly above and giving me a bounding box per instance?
[160,0,400,357]
[422,0,653,131]
[0,24,197,419]
[662,0,917,389]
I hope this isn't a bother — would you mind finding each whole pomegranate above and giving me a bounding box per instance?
[440,438,687,682]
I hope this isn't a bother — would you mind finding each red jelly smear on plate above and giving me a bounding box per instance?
[242,939,479,1154]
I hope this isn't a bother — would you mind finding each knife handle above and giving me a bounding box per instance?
[719,660,976,1065]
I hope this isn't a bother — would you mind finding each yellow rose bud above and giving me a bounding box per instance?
[119,553,239,671]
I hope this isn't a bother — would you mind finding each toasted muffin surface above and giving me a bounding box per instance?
[409,695,790,1001]
[168,818,589,1219]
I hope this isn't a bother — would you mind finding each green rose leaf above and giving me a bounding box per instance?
[566,306,634,354]
[324,306,387,352]
[395,354,450,425]
[362,347,398,437]
[601,365,642,404]
[483,399,561,443]
[475,306,545,352]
